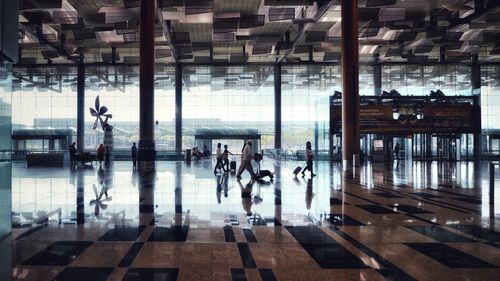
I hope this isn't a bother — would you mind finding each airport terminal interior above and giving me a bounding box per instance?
[2,0,500,280]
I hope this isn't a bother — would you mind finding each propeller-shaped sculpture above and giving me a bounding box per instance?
[89,96,113,131]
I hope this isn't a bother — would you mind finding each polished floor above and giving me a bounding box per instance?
[2,159,500,280]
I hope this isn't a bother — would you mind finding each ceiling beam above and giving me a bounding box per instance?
[31,25,78,63]
[277,0,337,64]
[157,9,179,63]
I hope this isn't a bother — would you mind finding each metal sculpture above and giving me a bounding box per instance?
[90,95,114,164]
[89,95,113,131]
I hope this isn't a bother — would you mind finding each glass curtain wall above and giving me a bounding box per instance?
[182,65,275,151]
[11,65,77,151]
[382,64,471,96]
[359,64,374,96]
[481,65,500,155]
[281,65,340,156]
[84,66,140,150]
[154,66,176,150]
[0,62,12,240]
[12,64,175,153]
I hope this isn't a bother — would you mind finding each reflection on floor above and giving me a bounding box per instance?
[3,160,500,280]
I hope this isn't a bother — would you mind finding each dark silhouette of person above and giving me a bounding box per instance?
[305,179,314,210]
[214,143,226,175]
[97,144,105,166]
[105,146,111,167]
[301,141,316,177]
[222,144,233,172]
[394,143,400,160]
[236,140,257,180]
[216,175,223,204]
[131,142,137,169]
[69,142,77,167]
[240,180,254,216]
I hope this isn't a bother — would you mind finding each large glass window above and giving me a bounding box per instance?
[281,65,339,155]
[182,65,275,151]
[359,64,374,96]
[84,66,140,150]
[481,65,500,131]
[0,62,12,240]
[154,66,176,150]
[382,64,471,96]
[11,66,77,151]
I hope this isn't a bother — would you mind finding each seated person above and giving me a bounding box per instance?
[202,144,211,157]
[192,147,201,158]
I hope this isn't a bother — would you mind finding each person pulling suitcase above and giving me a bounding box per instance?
[222,145,234,173]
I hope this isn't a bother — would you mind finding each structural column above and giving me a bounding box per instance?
[175,63,183,151]
[274,64,282,149]
[138,0,156,170]
[76,56,85,152]
[472,54,481,160]
[341,0,360,168]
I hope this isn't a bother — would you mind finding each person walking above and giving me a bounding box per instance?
[222,144,233,173]
[105,146,111,167]
[69,142,77,167]
[131,142,138,170]
[214,143,226,175]
[301,141,316,177]
[394,143,400,160]
[97,144,105,166]
[236,140,257,180]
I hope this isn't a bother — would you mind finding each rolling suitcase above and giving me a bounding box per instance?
[230,157,237,171]
[293,166,302,176]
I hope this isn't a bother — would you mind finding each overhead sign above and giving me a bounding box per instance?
[330,104,481,134]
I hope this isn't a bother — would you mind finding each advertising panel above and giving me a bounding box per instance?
[330,104,480,134]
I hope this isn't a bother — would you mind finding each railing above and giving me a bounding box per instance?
[263,149,332,161]
[12,149,186,161]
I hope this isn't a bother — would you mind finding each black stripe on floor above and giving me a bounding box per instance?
[243,228,257,243]
[259,269,278,281]
[118,242,144,267]
[237,243,257,268]
[231,268,247,281]
[331,227,417,281]
[406,243,497,268]
[285,226,368,269]
[406,225,476,242]
[224,225,236,242]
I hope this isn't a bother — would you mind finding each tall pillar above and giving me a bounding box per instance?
[472,54,481,160]
[341,0,360,168]
[76,169,84,225]
[138,0,156,170]
[175,63,183,151]
[274,64,282,149]
[76,57,85,152]
[138,169,155,225]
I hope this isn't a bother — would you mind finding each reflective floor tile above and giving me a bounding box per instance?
[325,214,365,226]
[286,226,368,269]
[451,225,500,242]
[405,243,497,268]
[52,267,113,281]
[98,226,144,242]
[147,226,189,242]
[392,205,434,214]
[22,241,93,266]
[71,242,133,267]
[356,205,396,214]
[373,192,405,199]
[406,226,476,242]
[122,268,179,281]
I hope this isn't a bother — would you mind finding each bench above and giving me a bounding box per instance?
[74,153,96,166]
